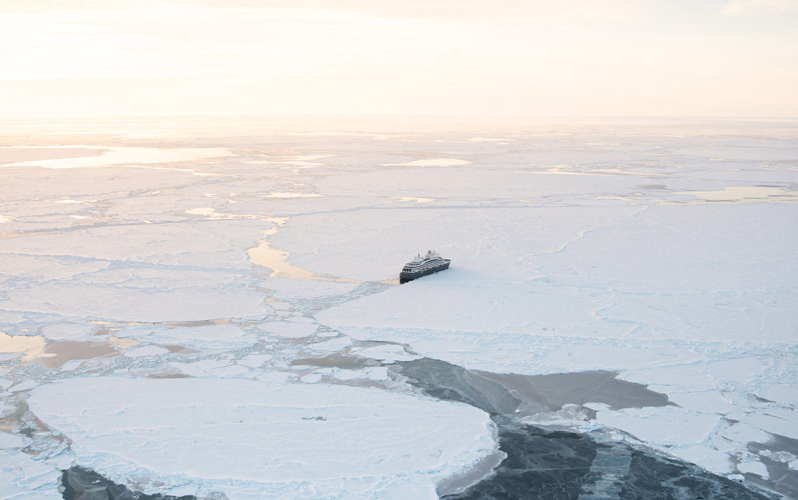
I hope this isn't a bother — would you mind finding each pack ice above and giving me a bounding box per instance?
[1,118,797,499]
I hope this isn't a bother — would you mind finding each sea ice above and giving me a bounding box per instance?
[351,344,421,362]
[168,359,232,377]
[38,323,97,341]
[258,320,318,338]
[744,411,798,441]
[758,384,798,406]
[665,391,738,415]
[238,354,272,368]
[0,448,62,500]
[738,459,770,479]
[28,377,497,500]
[2,120,796,497]
[115,324,258,351]
[2,146,233,169]
[300,373,322,383]
[596,406,721,446]
[383,158,472,167]
[123,345,170,357]
[263,276,359,300]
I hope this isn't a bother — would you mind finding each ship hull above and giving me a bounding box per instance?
[399,260,450,284]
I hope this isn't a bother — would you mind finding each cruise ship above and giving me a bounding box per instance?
[399,250,450,284]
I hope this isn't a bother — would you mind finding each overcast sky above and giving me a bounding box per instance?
[1,0,796,118]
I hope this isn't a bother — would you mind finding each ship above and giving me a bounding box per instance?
[399,250,450,284]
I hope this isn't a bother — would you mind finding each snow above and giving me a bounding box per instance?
[720,422,772,445]
[8,380,39,393]
[39,323,97,341]
[0,449,62,500]
[123,345,170,357]
[264,277,359,300]
[665,391,738,415]
[596,406,721,445]
[28,377,497,500]
[0,432,25,449]
[743,411,798,441]
[168,359,232,377]
[383,158,472,167]
[2,146,233,169]
[258,320,318,338]
[0,332,45,361]
[306,336,352,353]
[238,354,272,368]
[3,283,270,323]
[738,459,770,479]
[2,119,796,497]
[758,384,798,406]
[351,344,421,362]
[300,373,322,383]
[115,324,258,351]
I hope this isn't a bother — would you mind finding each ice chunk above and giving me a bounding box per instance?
[365,367,389,381]
[351,344,420,362]
[306,336,352,353]
[539,345,700,373]
[596,406,721,445]
[669,445,734,475]
[123,345,170,357]
[264,277,358,299]
[0,432,25,448]
[744,410,798,440]
[167,359,231,377]
[620,365,718,390]
[28,377,496,500]
[2,283,270,323]
[758,384,798,406]
[39,323,97,341]
[259,321,318,338]
[238,354,272,368]
[0,332,46,362]
[738,458,770,479]
[720,422,771,445]
[300,373,322,383]
[116,324,257,351]
[0,448,62,500]
[9,380,39,393]
[665,391,737,415]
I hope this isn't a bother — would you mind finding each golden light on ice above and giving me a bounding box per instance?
[0,331,46,362]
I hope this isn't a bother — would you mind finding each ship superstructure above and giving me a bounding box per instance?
[399,250,450,284]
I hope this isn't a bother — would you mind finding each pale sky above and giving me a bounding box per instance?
[1,0,796,118]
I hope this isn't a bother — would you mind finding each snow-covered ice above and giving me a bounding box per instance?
[114,324,258,351]
[1,118,796,498]
[0,448,63,500]
[28,377,497,500]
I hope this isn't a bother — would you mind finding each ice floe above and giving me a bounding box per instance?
[115,324,258,352]
[28,377,497,500]
[258,320,318,338]
[0,448,62,500]
[596,406,722,445]
[1,146,233,169]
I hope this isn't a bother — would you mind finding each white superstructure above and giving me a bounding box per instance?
[400,250,451,283]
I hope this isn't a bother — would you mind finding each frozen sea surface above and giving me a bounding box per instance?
[28,377,497,499]
[0,117,796,499]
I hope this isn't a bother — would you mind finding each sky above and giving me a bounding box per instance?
[0,0,796,119]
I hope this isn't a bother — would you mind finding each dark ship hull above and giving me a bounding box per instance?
[399,260,450,284]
